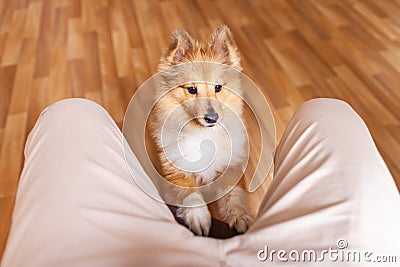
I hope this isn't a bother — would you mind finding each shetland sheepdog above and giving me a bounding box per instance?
[149,25,253,236]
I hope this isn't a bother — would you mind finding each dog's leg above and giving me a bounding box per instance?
[168,175,211,236]
[217,185,254,233]
[178,192,211,236]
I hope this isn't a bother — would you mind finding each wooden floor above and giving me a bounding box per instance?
[1,0,400,260]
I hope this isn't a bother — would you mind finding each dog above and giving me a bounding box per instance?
[149,25,253,236]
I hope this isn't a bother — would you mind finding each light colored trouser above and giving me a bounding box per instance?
[2,98,399,267]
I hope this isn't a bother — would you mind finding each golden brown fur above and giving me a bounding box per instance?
[149,25,253,235]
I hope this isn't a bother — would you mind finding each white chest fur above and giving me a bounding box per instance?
[163,124,247,185]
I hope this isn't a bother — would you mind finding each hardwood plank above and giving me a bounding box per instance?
[83,31,102,93]
[8,38,36,114]
[132,0,164,71]
[0,112,27,196]
[84,90,102,105]
[0,195,15,264]
[130,47,151,85]
[51,7,70,46]
[23,0,42,38]
[27,77,48,132]
[0,129,3,153]
[312,1,350,27]
[0,65,16,128]
[67,59,85,98]
[119,75,137,106]
[33,0,52,77]
[46,45,69,105]
[376,0,400,26]
[352,2,398,41]
[334,65,398,125]
[112,30,133,77]
[265,35,312,87]
[81,0,98,31]
[160,0,186,33]
[0,0,4,20]
[67,18,85,60]
[0,33,7,61]
[1,8,25,67]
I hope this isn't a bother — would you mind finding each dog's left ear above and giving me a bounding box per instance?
[209,25,241,69]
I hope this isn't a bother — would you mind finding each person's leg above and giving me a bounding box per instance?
[222,98,400,266]
[1,99,219,267]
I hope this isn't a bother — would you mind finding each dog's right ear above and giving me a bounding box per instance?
[209,25,241,69]
[162,29,194,65]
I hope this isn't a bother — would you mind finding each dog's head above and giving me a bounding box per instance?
[157,25,243,128]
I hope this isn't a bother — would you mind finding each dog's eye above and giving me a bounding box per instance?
[215,84,222,93]
[187,86,197,94]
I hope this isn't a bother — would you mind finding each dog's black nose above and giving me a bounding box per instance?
[204,112,219,124]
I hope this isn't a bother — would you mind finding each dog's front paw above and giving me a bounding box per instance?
[178,206,211,236]
[178,192,212,236]
[218,186,254,233]
[227,207,254,233]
